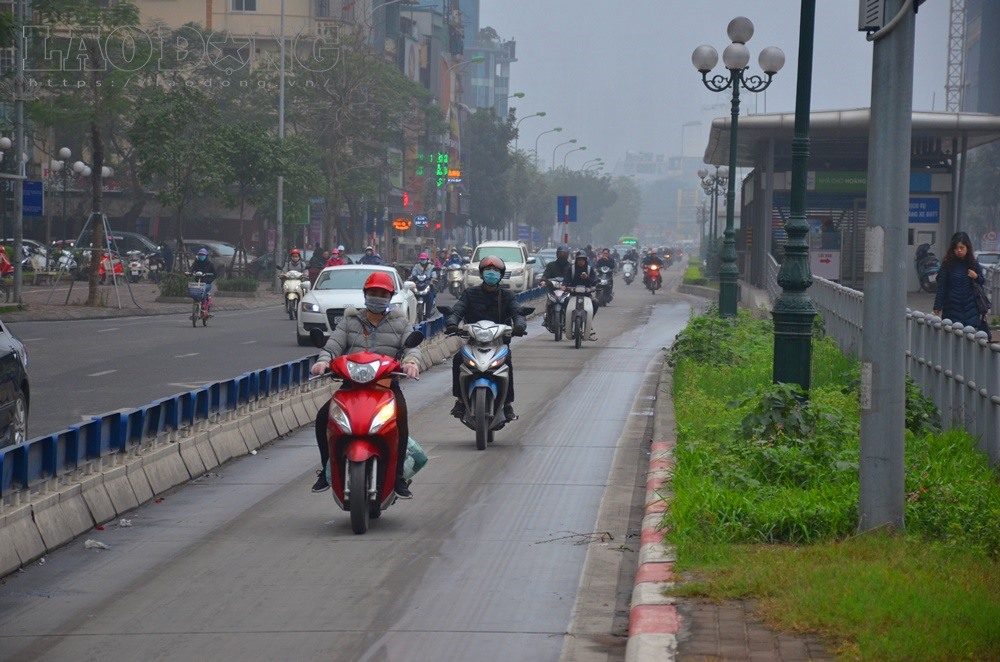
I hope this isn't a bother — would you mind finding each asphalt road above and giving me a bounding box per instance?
[0,271,693,661]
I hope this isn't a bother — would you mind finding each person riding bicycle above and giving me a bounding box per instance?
[309,271,421,498]
[188,247,217,308]
[445,256,526,422]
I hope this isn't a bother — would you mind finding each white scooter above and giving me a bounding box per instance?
[446,263,465,297]
[281,270,309,320]
[126,250,149,283]
[564,285,595,349]
[622,259,636,285]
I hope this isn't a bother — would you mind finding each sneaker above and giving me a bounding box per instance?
[394,477,413,499]
[450,399,466,418]
[503,404,516,421]
[311,469,329,493]
[589,330,598,340]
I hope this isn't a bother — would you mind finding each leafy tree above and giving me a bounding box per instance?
[467,108,517,241]
[964,142,1000,240]
[129,87,233,262]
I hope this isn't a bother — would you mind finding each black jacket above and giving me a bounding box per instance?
[446,285,525,330]
[189,258,217,281]
[542,258,571,281]
[933,259,987,330]
[566,262,597,287]
[595,257,616,271]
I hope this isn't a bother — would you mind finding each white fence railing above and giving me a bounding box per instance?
[796,275,998,466]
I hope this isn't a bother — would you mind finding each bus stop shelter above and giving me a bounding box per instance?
[701,108,1000,291]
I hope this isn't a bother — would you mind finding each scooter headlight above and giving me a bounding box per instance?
[346,359,380,383]
[329,403,352,434]
[489,356,506,369]
[369,400,396,434]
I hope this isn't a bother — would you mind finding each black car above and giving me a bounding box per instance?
[0,319,28,448]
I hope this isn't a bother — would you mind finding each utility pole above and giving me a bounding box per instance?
[858,0,916,533]
[274,0,286,289]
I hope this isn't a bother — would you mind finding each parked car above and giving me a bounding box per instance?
[529,253,551,287]
[976,251,1000,271]
[0,319,29,448]
[184,239,238,277]
[295,265,417,346]
[464,240,535,293]
[75,230,162,257]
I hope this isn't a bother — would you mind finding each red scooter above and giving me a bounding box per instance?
[644,264,662,294]
[310,329,423,534]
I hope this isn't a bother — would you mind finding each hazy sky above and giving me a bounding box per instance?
[479,0,951,172]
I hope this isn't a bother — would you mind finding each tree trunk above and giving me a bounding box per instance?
[85,118,105,306]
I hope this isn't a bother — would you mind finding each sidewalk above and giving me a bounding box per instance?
[1,280,282,323]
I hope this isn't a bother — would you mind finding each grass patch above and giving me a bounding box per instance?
[683,264,708,285]
[665,309,1000,660]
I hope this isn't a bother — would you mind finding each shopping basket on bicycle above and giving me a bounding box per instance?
[187,281,208,300]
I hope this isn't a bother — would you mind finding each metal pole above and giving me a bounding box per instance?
[772,0,817,390]
[719,77,741,316]
[275,0,286,289]
[859,0,915,534]
[12,0,29,304]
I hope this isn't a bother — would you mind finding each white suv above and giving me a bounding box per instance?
[465,241,535,293]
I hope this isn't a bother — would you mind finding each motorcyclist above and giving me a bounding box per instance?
[446,250,464,267]
[445,256,526,422]
[566,250,599,339]
[611,248,621,266]
[538,245,572,331]
[410,252,437,309]
[359,246,384,265]
[324,248,345,268]
[307,243,326,283]
[309,271,421,498]
[281,248,308,274]
[623,248,639,263]
[641,250,664,288]
[595,247,616,296]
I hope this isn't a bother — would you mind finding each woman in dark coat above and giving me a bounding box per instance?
[933,231,987,332]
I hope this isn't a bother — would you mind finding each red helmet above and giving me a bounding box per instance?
[478,255,506,274]
[418,252,429,260]
[363,271,396,293]
[290,249,301,257]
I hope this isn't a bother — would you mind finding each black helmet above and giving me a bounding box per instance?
[574,250,588,260]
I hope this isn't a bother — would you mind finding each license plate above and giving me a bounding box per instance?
[130,270,139,275]
[927,274,936,283]
[333,315,344,325]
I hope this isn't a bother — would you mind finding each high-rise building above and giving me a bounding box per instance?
[458,0,517,115]
[963,0,1000,113]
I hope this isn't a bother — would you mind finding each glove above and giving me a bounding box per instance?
[513,324,527,337]
[446,324,459,335]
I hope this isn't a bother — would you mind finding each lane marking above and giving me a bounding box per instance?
[168,382,208,389]
[175,352,199,358]
[97,328,120,333]
[22,337,45,342]
[88,369,117,377]
[241,340,257,345]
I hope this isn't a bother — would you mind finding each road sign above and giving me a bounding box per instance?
[517,224,530,240]
[413,214,429,228]
[557,195,577,223]
[23,180,43,217]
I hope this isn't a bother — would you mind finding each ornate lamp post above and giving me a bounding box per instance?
[49,147,73,243]
[692,17,784,317]
[696,165,728,278]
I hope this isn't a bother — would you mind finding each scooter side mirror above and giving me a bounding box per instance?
[404,331,425,348]
[309,327,329,348]
[437,305,452,316]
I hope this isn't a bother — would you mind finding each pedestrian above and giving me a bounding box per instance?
[933,231,989,333]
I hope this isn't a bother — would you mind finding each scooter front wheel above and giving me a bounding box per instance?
[348,460,370,534]
[573,315,582,349]
[554,313,563,342]
[475,389,491,451]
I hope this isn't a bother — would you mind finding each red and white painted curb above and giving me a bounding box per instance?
[625,440,679,662]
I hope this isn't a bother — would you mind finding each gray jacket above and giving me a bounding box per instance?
[317,307,421,366]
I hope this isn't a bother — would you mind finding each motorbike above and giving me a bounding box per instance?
[126,250,149,283]
[564,285,595,349]
[544,277,570,342]
[644,264,662,294]
[309,328,424,535]
[280,270,308,320]
[622,259,636,285]
[595,265,614,306]
[446,263,465,297]
[439,305,532,451]
[915,243,940,293]
[410,272,436,322]
[147,253,164,284]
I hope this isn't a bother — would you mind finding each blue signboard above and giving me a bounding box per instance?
[517,224,530,240]
[908,197,940,224]
[556,195,577,223]
[413,214,429,228]
[23,180,43,217]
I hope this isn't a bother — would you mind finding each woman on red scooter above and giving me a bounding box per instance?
[308,272,421,497]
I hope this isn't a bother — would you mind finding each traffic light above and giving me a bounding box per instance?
[402,191,410,207]
[434,222,442,231]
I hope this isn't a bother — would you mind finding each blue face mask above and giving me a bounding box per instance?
[482,269,502,286]
[197,255,207,262]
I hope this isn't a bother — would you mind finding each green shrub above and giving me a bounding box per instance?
[158,273,188,297]
[216,277,258,293]
[683,265,707,285]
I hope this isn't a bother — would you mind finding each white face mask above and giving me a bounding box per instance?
[365,295,392,313]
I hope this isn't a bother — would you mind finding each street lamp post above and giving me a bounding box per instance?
[692,16,784,317]
[514,111,546,150]
[50,147,72,243]
[551,138,577,171]
[533,127,562,169]
[563,145,586,168]
[697,165,728,278]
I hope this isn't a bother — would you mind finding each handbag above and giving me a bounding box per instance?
[972,278,991,317]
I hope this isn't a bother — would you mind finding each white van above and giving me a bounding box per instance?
[465,241,535,293]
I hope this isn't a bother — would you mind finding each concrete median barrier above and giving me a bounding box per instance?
[31,488,95,551]
[177,436,208,476]
[78,470,117,525]
[0,503,45,574]
[103,464,140,515]
[142,442,192,494]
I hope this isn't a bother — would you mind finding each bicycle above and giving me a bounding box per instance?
[187,272,213,327]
